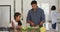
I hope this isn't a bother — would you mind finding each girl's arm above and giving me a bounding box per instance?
[11,21,14,28]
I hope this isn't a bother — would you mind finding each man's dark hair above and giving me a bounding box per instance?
[14,12,21,19]
[51,5,56,10]
[31,1,37,5]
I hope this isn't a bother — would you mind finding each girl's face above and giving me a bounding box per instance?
[16,15,21,21]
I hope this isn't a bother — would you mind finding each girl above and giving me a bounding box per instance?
[51,5,57,32]
[11,12,22,32]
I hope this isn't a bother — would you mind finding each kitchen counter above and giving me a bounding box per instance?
[0,27,40,32]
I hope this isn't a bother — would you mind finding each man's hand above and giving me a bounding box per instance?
[39,21,43,26]
[30,22,35,26]
[28,20,35,26]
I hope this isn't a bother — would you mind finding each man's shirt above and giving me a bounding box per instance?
[27,7,45,25]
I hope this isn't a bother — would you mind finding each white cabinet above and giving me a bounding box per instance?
[59,0,60,9]
[0,31,9,32]
[57,13,60,32]
[0,6,10,27]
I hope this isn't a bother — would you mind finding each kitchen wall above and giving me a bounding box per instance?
[0,0,59,27]
[0,0,21,27]
[59,0,60,9]
[0,0,14,27]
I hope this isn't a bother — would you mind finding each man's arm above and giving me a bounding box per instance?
[26,11,31,23]
[40,9,45,26]
[26,11,35,26]
[41,10,45,22]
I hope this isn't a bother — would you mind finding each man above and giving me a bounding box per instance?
[27,1,45,27]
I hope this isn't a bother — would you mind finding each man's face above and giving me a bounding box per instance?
[31,4,37,10]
